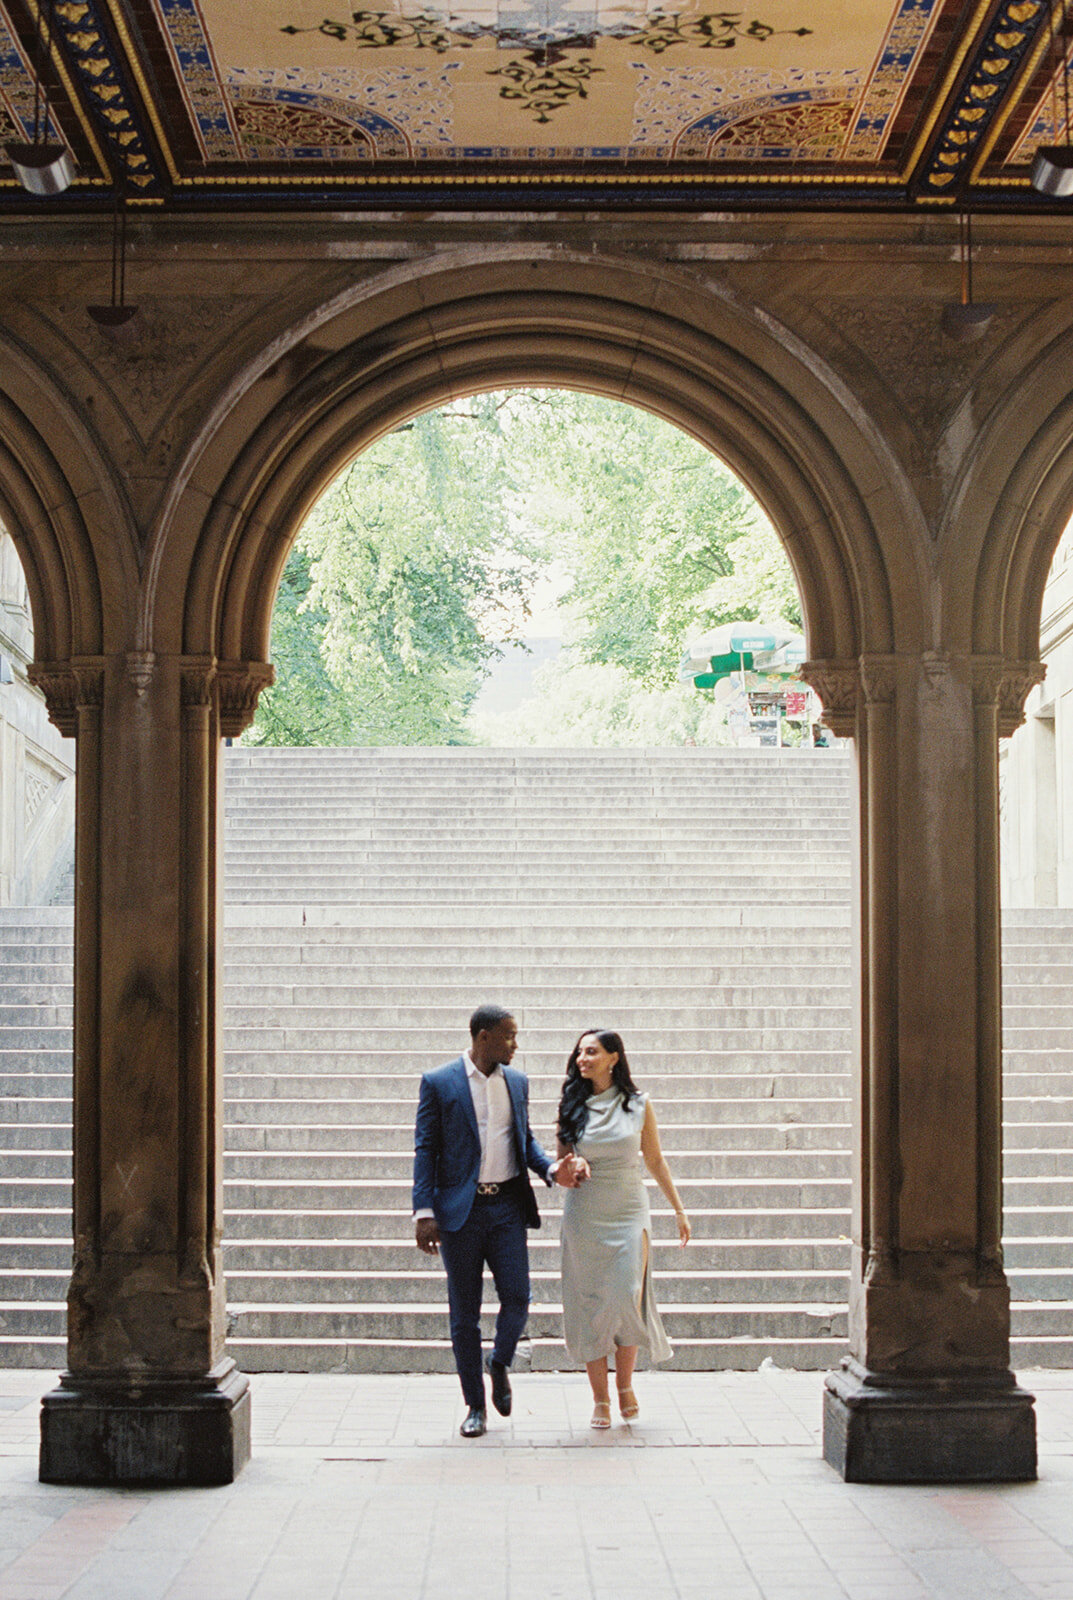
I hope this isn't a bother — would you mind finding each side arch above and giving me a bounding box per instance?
[970,389,1073,664]
[0,390,103,663]
[0,336,146,663]
[151,254,915,672]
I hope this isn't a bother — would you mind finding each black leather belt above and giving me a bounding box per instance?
[474,1176,522,1199]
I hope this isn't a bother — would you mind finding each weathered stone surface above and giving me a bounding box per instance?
[39,1360,250,1487]
[824,1358,1036,1483]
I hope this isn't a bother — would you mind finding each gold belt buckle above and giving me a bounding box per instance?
[477,1182,499,1196]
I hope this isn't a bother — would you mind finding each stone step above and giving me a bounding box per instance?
[220,983,856,1009]
[228,1336,848,1375]
[217,1027,855,1052]
[0,1267,855,1306]
[223,1302,851,1343]
[0,1147,857,1181]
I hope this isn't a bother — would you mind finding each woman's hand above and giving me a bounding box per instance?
[675,1212,691,1246]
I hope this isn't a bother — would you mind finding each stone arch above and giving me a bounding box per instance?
[154,253,915,675]
[967,379,1073,669]
[0,389,100,665]
[0,339,144,665]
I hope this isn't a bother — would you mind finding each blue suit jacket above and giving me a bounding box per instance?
[413,1056,553,1232]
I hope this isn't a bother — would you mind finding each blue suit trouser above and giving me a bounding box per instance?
[437,1191,530,1409]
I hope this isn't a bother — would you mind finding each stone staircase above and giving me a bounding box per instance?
[0,747,1070,1371]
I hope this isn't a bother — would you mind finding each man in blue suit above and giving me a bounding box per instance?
[413,1004,584,1436]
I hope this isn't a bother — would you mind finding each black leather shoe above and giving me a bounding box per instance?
[485,1354,512,1416]
[460,1406,486,1438]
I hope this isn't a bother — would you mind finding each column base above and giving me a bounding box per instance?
[39,1359,251,1486]
[823,1358,1036,1483]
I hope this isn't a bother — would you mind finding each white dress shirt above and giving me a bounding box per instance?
[465,1052,520,1184]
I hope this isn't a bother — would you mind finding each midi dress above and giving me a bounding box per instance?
[559,1087,672,1365]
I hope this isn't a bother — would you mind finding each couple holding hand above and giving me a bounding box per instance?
[413,1004,691,1437]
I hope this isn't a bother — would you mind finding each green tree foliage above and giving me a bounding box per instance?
[248,397,538,746]
[506,392,773,686]
[248,389,800,747]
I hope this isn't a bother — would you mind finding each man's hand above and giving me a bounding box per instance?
[552,1155,591,1187]
[415,1217,441,1255]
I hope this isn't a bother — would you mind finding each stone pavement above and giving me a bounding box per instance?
[2,1368,1073,1599]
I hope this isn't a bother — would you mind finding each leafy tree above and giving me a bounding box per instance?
[695,516,802,632]
[504,392,771,686]
[248,397,538,746]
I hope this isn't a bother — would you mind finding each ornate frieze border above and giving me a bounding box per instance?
[27,655,274,737]
[49,0,163,191]
[801,652,1046,739]
[913,0,1045,199]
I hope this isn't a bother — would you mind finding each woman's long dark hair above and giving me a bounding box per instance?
[557,1028,639,1146]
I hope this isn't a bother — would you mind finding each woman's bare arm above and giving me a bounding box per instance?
[640,1100,690,1244]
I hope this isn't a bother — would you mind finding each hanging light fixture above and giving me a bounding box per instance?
[5,0,75,195]
[87,194,139,334]
[942,211,996,341]
[1032,1,1073,194]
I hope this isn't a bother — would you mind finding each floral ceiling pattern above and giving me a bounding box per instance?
[0,0,1068,208]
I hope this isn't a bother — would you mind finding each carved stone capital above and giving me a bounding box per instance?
[180,659,217,709]
[125,652,156,699]
[920,650,950,699]
[799,659,859,738]
[972,656,1046,736]
[216,660,274,737]
[28,658,106,737]
[860,654,899,706]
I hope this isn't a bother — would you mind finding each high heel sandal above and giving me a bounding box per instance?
[590,1401,612,1429]
[617,1387,639,1420]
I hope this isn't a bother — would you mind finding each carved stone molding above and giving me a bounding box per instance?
[125,652,156,699]
[971,655,1046,735]
[28,659,107,737]
[800,659,859,738]
[216,661,275,737]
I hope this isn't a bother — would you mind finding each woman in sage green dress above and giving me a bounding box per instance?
[557,1028,691,1429]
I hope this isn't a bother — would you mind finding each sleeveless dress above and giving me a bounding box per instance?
[559,1088,672,1365]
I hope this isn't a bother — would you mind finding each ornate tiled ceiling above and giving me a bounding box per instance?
[1,0,1071,209]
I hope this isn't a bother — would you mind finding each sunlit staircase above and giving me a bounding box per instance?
[0,748,1070,1370]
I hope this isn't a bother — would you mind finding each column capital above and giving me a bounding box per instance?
[799,658,859,736]
[27,657,107,736]
[970,656,1046,736]
[180,658,217,708]
[860,653,899,705]
[216,660,274,737]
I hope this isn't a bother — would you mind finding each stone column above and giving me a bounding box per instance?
[28,653,271,1487]
[802,652,1043,1483]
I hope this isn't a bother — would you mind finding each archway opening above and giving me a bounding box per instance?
[245,388,816,753]
[1000,514,1073,1369]
[219,386,856,1377]
[0,516,76,1368]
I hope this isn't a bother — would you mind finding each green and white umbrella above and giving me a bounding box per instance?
[680,622,804,688]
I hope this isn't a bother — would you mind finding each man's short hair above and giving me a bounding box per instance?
[469,1004,514,1038]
